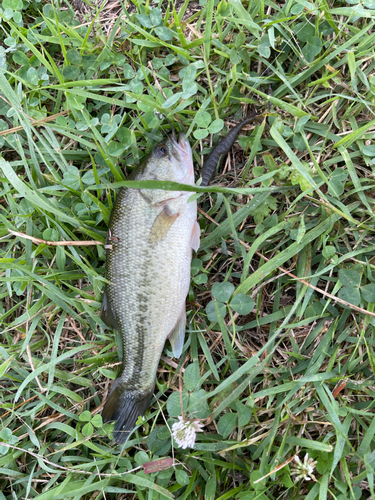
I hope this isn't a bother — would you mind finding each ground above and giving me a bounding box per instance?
[0,1,375,499]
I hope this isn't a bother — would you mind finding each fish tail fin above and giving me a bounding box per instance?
[102,380,153,444]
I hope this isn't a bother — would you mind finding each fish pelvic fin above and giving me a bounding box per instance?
[102,380,153,444]
[168,305,186,358]
[190,220,200,252]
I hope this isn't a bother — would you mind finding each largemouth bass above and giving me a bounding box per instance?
[101,131,200,443]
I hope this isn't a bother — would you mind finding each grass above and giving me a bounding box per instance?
[1,0,375,498]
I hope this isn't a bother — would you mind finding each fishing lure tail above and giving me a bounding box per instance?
[201,113,259,186]
[102,380,153,443]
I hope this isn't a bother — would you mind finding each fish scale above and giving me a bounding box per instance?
[101,132,199,443]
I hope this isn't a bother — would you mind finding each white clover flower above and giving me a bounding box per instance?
[171,416,204,449]
[290,453,317,482]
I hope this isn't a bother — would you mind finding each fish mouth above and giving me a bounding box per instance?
[170,131,194,184]
[171,131,193,163]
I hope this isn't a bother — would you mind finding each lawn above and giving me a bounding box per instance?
[0,0,375,499]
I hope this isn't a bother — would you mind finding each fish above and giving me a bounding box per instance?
[101,131,200,444]
[201,113,259,186]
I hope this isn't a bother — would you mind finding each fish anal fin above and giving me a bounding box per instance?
[148,205,179,245]
[191,220,200,252]
[101,291,120,330]
[168,307,186,358]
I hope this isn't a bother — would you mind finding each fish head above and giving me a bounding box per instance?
[137,132,194,186]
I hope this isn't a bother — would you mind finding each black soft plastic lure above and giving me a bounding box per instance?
[201,113,258,186]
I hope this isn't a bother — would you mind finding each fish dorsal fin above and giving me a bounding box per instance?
[168,306,186,358]
[191,220,200,252]
[101,290,120,330]
[148,204,179,245]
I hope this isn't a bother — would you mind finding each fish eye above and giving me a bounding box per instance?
[154,144,168,157]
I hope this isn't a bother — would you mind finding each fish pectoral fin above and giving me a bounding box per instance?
[191,220,200,252]
[168,307,186,358]
[148,205,179,245]
[101,291,120,330]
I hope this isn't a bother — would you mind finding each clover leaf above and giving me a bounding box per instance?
[79,410,103,437]
[230,293,254,315]
[206,282,254,321]
[337,269,375,306]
